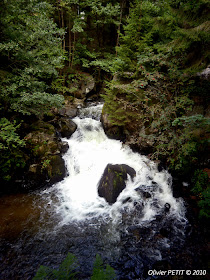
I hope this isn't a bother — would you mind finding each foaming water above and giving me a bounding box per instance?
[43,103,187,232]
[0,103,188,279]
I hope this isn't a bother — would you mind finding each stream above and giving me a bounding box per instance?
[0,103,188,279]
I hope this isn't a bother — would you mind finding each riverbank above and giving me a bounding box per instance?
[0,102,208,280]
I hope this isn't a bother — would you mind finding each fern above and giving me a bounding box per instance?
[33,253,116,280]
[32,266,55,280]
[91,254,116,280]
[33,253,79,280]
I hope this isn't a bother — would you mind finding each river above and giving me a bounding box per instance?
[0,103,188,279]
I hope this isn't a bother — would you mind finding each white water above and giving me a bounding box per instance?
[42,104,187,233]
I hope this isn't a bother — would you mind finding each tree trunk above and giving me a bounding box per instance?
[71,32,76,69]
[116,0,125,56]
[61,7,65,52]
[68,17,72,67]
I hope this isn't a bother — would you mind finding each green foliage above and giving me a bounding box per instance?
[114,0,209,74]
[102,82,138,127]
[102,0,209,182]
[151,111,209,173]
[0,0,65,117]
[103,72,209,176]
[90,2,120,25]
[41,159,51,172]
[52,76,77,96]
[0,0,66,183]
[198,187,210,218]
[91,254,116,280]
[192,169,209,194]
[33,253,79,280]
[51,0,121,71]
[71,17,85,33]
[0,118,25,150]
[172,114,210,128]
[0,118,25,181]
[192,170,210,218]
[33,253,116,280]
[89,54,116,73]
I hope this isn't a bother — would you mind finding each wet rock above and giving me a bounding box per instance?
[122,197,132,204]
[135,186,143,193]
[23,121,67,190]
[98,164,136,204]
[142,191,152,199]
[47,155,66,184]
[27,164,45,188]
[57,99,78,118]
[25,130,59,158]
[100,111,125,141]
[135,187,152,199]
[157,162,165,172]
[164,203,171,212]
[58,106,77,119]
[65,106,77,118]
[57,118,77,138]
[86,94,98,102]
[61,141,69,154]
[29,164,39,174]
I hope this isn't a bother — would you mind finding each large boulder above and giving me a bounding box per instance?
[58,99,78,118]
[57,118,77,138]
[101,111,125,141]
[24,121,67,190]
[98,164,136,204]
[26,155,66,190]
[47,155,66,184]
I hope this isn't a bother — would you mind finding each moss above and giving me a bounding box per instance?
[30,121,55,135]
[47,155,65,181]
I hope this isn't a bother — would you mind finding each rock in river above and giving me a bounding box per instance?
[98,164,136,204]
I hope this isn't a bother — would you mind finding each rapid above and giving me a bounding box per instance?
[0,103,188,279]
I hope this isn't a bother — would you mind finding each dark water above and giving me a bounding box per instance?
[0,104,201,280]
[0,192,188,280]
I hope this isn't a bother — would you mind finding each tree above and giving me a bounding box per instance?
[49,0,121,70]
[103,0,210,174]
[0,0,65,183]
[0,0,65,117]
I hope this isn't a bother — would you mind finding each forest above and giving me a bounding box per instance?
[0,0,209,278]
[0,0,209,216]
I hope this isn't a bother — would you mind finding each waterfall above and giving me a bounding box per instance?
[42,102,187,239]
[0,103,188,280]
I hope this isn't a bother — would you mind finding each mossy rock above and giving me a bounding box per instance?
[24,163,46,191]
[25,130,59,157]
[25,155,66,190]
[30,120,55,135]
[101,111,125,141]
[47,155,66,184]
[98,164,136,204]
[57,118,77,138]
